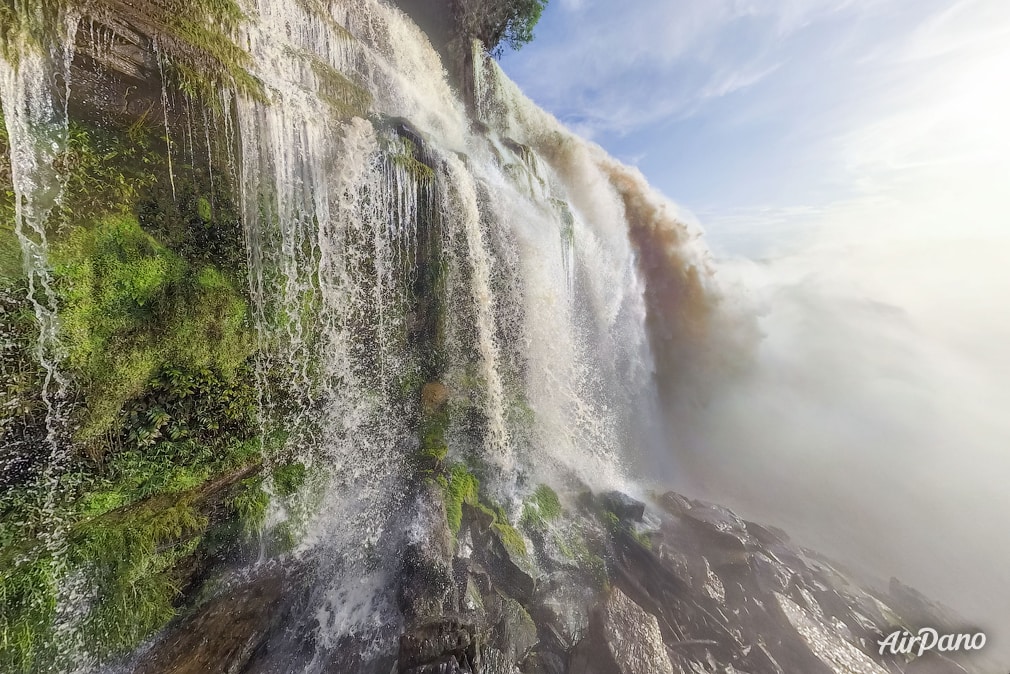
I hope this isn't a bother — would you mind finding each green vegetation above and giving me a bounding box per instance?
[439,463,479,534]
[600,509,652,551]
[229,475,270,535]
[490,510,528,557]
[557,528,608,590]
[389,136,435,182]
[418,403,450,470]
[431,461,528,557]
[454,0,549,57]
[71,497,207,659]
[54,215,253,441]
[0,0,64,64]
[0,466,256,672]
[0,79,275,671]
[1,1,262,100]
[273,461,307,497]
[310,56,373,119]
[520,484,561,531]
[56,119,161,226]
[0,110,16,278]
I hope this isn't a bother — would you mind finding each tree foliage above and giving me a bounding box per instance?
[454,0,549,56]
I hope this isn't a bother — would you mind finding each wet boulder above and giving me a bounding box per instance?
[485,593,538,664]
[600,492,646,523]
[569,588,676,674]
[134,565,287,674]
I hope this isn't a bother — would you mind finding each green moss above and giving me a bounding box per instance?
[0,11,280,669]
[598,506,652,550]
[228,476,269,535]
[491,518,528,557]
[0,553,58,674]
[0,225,19,281]
[53,215,253,440]
[0,0,65,65]
[439,463,479,535]
[558,530,608,590]
[309,56,372,119]
[418,404,450,470]
[0,109,17,280]
[55,120,161,226]
[631,528,653,550]
[1,1,261,101]
[520,484,561,531]
[294,0,354,40]
[433,463,528,556]
[70,497,208,658]
[0,491,212,671]
[389,137,435,182]
[272,461,307,497]
[196,196,212,222]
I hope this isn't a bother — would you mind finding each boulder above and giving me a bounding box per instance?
[520,650,567,674]
[464,502,538,604]
[486,594,538,664]
[600,492,646,523]
[135,566,286,674]
[569,588,676,674]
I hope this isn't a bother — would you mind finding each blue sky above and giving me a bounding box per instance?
[501,0,1010,258]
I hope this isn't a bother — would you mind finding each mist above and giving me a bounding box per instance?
[641,231,1010,656]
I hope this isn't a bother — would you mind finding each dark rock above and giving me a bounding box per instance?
[656,492,691,518]
[486,533,538,604]
[600,491,645,523]
[520,650,567,674]
[398,618,478,674]
[399,483,458,621]
[486,594,538,663]
[569,588,675,674]
[529,572,594,651]
[397,489,989,674]
[135,565,287,674]
[481,646,520,674]
[464,502,538,604]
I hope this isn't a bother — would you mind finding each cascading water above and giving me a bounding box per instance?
[206,0,707,661]
[0,0,720,670]
[0,12,76,498]
[0,8,96,670]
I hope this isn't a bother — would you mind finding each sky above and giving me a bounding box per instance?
[500,0,1010,259]
[501,0,1010,646]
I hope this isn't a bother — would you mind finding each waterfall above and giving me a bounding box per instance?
[0,6,90,671]
[439,154,511,473]
[0,0,721,669]
[0,16,76,488]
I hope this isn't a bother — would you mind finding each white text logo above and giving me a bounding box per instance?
[877,628,986,657]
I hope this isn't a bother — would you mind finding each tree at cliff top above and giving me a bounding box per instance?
[453,0,548,56]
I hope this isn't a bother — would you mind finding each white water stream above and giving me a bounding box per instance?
[0,0,717,668]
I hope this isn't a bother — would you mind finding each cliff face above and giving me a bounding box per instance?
[0,2,992,674]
